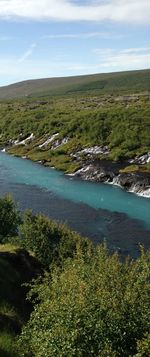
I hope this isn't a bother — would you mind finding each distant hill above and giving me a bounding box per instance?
[0,69,150,99]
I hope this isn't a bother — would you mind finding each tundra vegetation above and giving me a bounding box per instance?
[0,69,150,174]
[0,195,149,357]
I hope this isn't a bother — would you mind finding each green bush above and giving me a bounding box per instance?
[35,112,45,120]
[20,211,91,268]
[0,196,21,243]
[133,333,150,357]
[18,245,150,357]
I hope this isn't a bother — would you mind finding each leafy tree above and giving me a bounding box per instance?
[0,195,21,242]
[133,333,150,357]
[21,211,91,268]
[18,245,150,357]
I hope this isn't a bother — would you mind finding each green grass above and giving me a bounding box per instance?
[0,69,150,173]
[0,69,149,99]
[120,163,150,173]
[2,94,149,171]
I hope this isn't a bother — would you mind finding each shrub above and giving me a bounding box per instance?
[18,245,150,357]
[20,211,91,268]
[0,195,21,243]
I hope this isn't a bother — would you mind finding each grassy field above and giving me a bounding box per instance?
[0,69,149,99]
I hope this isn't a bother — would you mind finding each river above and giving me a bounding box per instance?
[0,151,150,257]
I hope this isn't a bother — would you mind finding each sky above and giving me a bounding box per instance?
[0,0,150,86]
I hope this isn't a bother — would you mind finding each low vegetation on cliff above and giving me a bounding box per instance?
[0,69,149,175]
[0,92,149,174]
[0,195,150,356]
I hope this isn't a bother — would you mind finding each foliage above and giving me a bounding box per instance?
[0,330,18,357]
[0,192,149,357]
[0,93,149,173]
[0,76,150,172]
[120,163,150,174]
[133,333,150,357]
[18,245,150,357]
[21,211,91,268]
[0,195,21,242]
[0,243,41,356]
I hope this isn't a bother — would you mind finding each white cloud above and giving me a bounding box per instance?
[42,32,119,40]
[0,46,149,87]
[18,43,37,63]
[0,35,14,40]
[0,0,150,24]
[93,47,150,70]
[122,47,150,54]
[42,32,111,40]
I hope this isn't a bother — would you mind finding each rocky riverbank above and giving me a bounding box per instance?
[1,134,150,198]
[72,159,150,198]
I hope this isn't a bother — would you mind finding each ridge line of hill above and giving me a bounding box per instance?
[0,68,150,99]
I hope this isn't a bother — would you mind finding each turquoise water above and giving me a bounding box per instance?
[0,151,150,229]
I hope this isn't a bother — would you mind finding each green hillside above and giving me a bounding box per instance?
[0,69,150,99]
[0,90,149,173]
[0,68,149,175]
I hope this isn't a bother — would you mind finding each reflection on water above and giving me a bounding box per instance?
[0,151,150,258]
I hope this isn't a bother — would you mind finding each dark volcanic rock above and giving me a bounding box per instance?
[75,164,115,182]
[74,160,150,197]
[75,159,127,182]
[118,173,150,192]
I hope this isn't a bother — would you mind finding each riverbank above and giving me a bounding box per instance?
[0,90,149,198]
[2,143,150,198]
[0,149,150,257]
[71,158,150,198]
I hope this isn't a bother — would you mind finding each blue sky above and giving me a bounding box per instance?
[0,0,150,86]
